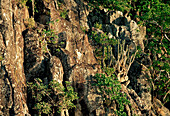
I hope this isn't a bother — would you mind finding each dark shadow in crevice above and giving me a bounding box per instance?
[127,61,142,93]
[112,17,128,26]
[26,1,33,17]
[0,64,15,115]
[165,102,170,110]
[79,99,89,116]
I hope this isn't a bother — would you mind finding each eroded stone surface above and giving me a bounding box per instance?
[0,0,169,116]
[0,0,30,115]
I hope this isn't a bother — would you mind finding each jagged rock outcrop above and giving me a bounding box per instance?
[0,0,169,116]
[0,0,30,115]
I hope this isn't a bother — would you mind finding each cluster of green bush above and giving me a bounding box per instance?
[27,78,78,115]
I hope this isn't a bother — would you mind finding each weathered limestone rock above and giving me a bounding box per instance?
[0,66,13,116]
[153,98,170,116]
[24,30,46,81]
[0,0,30,115]
[50,56,64,83]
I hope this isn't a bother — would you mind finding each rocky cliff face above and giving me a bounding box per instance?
[0,0,169,116]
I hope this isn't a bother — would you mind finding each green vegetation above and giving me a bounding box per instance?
[94,22,102,30]
[38,20,61,55]
[91,24,117,68]
[39,28,57,55]
[27,78,78,115]
[92,74,130,115]
[0,55,3,61]
[91,24,133,115]
[24,17,36,28]
[27,19,79,115]
[88,0,170,106]
[60,9,68,19]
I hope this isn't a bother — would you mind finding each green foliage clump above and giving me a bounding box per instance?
[91,30,109,45]
[49,80,79,113]
[60,9,68,19]
[27,78,78,115]
[0,55,3,61]
[94,22,102,30]
[90,28,117,68]
[39,28,57,55]
[42,28,58,44]
[80,26,88,33]
[24,17,36,29]
[38,20,60,55]
[92,74,130,115]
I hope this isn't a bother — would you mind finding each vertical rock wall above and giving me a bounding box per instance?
[0,0,30,115]
[0,0,169,116]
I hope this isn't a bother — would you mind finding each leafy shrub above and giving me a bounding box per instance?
[49,81,79,113]
[90,28,117,68]
[94,22,102,30]
[0,55,3,61]
[60,9,68,19]
[27,78,78,115]
[24,17,36,29]
[92,73,130,115]
[38,20,60,55]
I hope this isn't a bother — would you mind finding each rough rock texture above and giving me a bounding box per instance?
[0,0,169,116]
[0,0,30,115]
